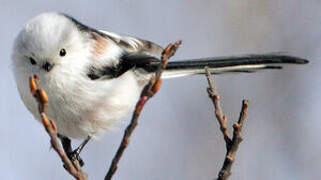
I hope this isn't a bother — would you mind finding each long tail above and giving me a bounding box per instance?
[161,54,308,79]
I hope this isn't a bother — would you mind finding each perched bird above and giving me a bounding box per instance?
[12,12,308,165]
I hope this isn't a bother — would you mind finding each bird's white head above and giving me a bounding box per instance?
[12,12,90,77]
[11,12,140,139]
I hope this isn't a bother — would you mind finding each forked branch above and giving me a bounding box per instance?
[205,67,249,180]
[28,41,246,180]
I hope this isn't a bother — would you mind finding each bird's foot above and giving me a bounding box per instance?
[67,149,85,167]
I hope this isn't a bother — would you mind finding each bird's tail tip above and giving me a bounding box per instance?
[281,55,309,64]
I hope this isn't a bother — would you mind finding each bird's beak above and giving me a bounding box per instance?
[42,61,54,72]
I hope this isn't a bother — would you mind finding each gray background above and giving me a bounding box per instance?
[1,1,320,179]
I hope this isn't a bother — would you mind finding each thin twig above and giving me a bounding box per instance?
[29,75,88,180]
[204,68,249,180]
[205,67,231,146]
[105,41,182,180]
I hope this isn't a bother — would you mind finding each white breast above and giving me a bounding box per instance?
[16,65,141,139]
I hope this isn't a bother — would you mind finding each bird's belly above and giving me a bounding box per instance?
[32,71,142,139]
[48,94,138,139]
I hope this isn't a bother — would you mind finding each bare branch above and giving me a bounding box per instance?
[105,41,182,180]
[29,40,248,180]
[204,68,249,180]
[29,75,88,180]
[205,67,231,146]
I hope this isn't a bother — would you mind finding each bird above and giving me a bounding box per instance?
[12,12,308,165]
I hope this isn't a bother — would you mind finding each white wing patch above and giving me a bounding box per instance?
[99,30,163,56]
[99,30,143,51]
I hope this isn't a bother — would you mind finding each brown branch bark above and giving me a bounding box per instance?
[27,38,248,180]
[105,41,182,180]
[29,75,88,180]
[204,68,249,180]
[205,67,231,146]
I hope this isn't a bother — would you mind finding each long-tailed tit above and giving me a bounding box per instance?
[12,12,308,164]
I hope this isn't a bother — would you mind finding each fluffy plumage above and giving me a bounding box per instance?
[12,12,308,139]
[12,12,143,138]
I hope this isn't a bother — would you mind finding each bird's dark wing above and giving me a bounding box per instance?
[62,13,164,80]
[87,53,161,80]
[87,53,309,80]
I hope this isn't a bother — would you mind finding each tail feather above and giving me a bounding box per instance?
[161,54,308,79]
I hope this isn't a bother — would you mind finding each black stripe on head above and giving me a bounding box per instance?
[62,14,91,32]
[62,13,118,43]
[62,14,138,49]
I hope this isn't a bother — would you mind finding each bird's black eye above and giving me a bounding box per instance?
[29,57,37,65]
[60,48,66,57]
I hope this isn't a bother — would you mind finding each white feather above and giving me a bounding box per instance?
[12,12,142,139]
[99,30,143,51]
[162,64,267,79]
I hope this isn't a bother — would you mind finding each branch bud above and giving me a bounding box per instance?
[39,89,48,104]
[29,77,37,95]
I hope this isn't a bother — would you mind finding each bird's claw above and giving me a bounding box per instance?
[67,150,84,167]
